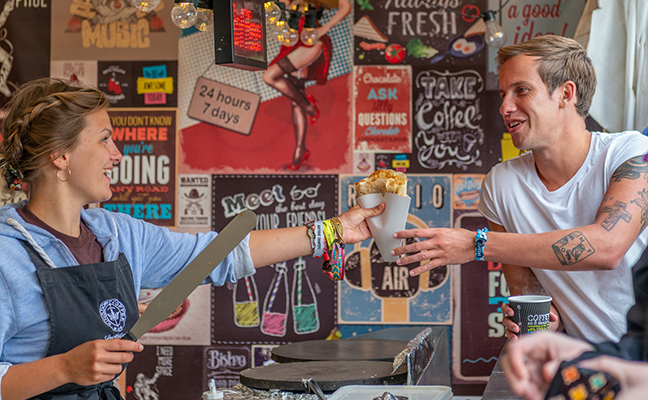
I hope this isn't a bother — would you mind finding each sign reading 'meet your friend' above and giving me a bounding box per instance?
[188,77,260,135]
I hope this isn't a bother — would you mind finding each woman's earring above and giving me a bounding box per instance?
[56,167,71,182]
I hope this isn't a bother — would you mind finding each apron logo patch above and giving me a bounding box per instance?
[99,298,127,332]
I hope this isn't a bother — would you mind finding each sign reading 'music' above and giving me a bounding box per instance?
[188,77,260,135]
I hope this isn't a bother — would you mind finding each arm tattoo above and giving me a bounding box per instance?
[600,201,632,231]
[631,188,648,232]
[552,231,595,266]
[612,155,648,182]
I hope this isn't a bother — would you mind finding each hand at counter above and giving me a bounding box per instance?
[501,332,594,400]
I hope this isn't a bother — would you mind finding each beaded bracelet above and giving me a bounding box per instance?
[475,228,488,261]
[305,218,346,281]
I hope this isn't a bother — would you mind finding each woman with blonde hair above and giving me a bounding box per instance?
[0,78,383,400]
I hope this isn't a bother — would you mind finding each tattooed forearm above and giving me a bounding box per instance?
[631,188,648,232]
[612,155,648,182]
[552,231,595,266]
[600,201,632,231]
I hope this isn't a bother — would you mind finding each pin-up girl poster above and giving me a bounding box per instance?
[177,0,355,175]
[262,0,350,171]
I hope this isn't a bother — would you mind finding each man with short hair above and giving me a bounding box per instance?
[392,35,648,343]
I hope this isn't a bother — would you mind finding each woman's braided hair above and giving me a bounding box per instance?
[0,78,109,198]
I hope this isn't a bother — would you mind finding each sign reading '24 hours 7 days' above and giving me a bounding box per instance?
[188,77,261,136]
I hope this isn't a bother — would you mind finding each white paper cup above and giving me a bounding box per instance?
[357,193,411,262]
[508,295,552,335]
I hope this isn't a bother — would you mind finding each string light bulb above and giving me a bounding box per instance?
[264,1,281,25]
[283,10,301,47]
[482,10,507,49]
[170,0,197,29]
[300,11,319,46]
[131,0,160,12]
[195,0,214,31]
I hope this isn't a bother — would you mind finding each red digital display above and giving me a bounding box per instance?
[233,0,265,62]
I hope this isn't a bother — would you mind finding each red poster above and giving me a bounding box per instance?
[101,109,177,227]
[353,66,411,153]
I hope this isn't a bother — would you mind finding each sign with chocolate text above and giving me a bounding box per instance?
[102,109,177,227]
[211,175,338,343]
[452,212,508,382]
[338,174,452,325]
[354,65,412,153]
[188,77,260,135]
[411,66,487,173]
[353,0,487,66]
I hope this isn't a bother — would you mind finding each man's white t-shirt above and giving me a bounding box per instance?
[478,131,648,342]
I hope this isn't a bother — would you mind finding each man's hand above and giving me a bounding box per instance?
[501,303,561,340]
[391,227,475,276]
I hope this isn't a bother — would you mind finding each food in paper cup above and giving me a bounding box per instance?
[355,169,410,262]
[354,169,408,197]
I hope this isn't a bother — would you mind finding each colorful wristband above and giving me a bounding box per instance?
[475,228,488,261]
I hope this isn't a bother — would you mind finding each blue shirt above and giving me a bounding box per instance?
[0,201,254,383]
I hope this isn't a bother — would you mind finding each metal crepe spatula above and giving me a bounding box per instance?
[126,210,256,340]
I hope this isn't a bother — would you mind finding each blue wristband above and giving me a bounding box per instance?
[475,228,488,261]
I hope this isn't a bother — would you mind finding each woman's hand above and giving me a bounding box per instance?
[59,339,143,386]
[338,203,385,244]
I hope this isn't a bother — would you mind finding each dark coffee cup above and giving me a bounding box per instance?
[508,295,552,335]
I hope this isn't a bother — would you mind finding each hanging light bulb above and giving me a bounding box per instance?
[171,0,197,29]
[482,10,507,49]
[283,9,301,47]
[194,0,214,31]
[132,0,161,12]
[264,1,281,25]
[273,2,289,42]
[300,11,319,46]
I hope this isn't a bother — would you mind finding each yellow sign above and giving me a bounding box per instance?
[392,159,410,168]
[137,77,174,94]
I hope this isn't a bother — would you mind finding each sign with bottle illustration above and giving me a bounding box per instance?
[353,0,487,66]
[337,174,453,324]
[211,175,338,343]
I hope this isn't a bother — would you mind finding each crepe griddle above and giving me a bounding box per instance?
[271,339,408,363]
[239,360,407,392]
